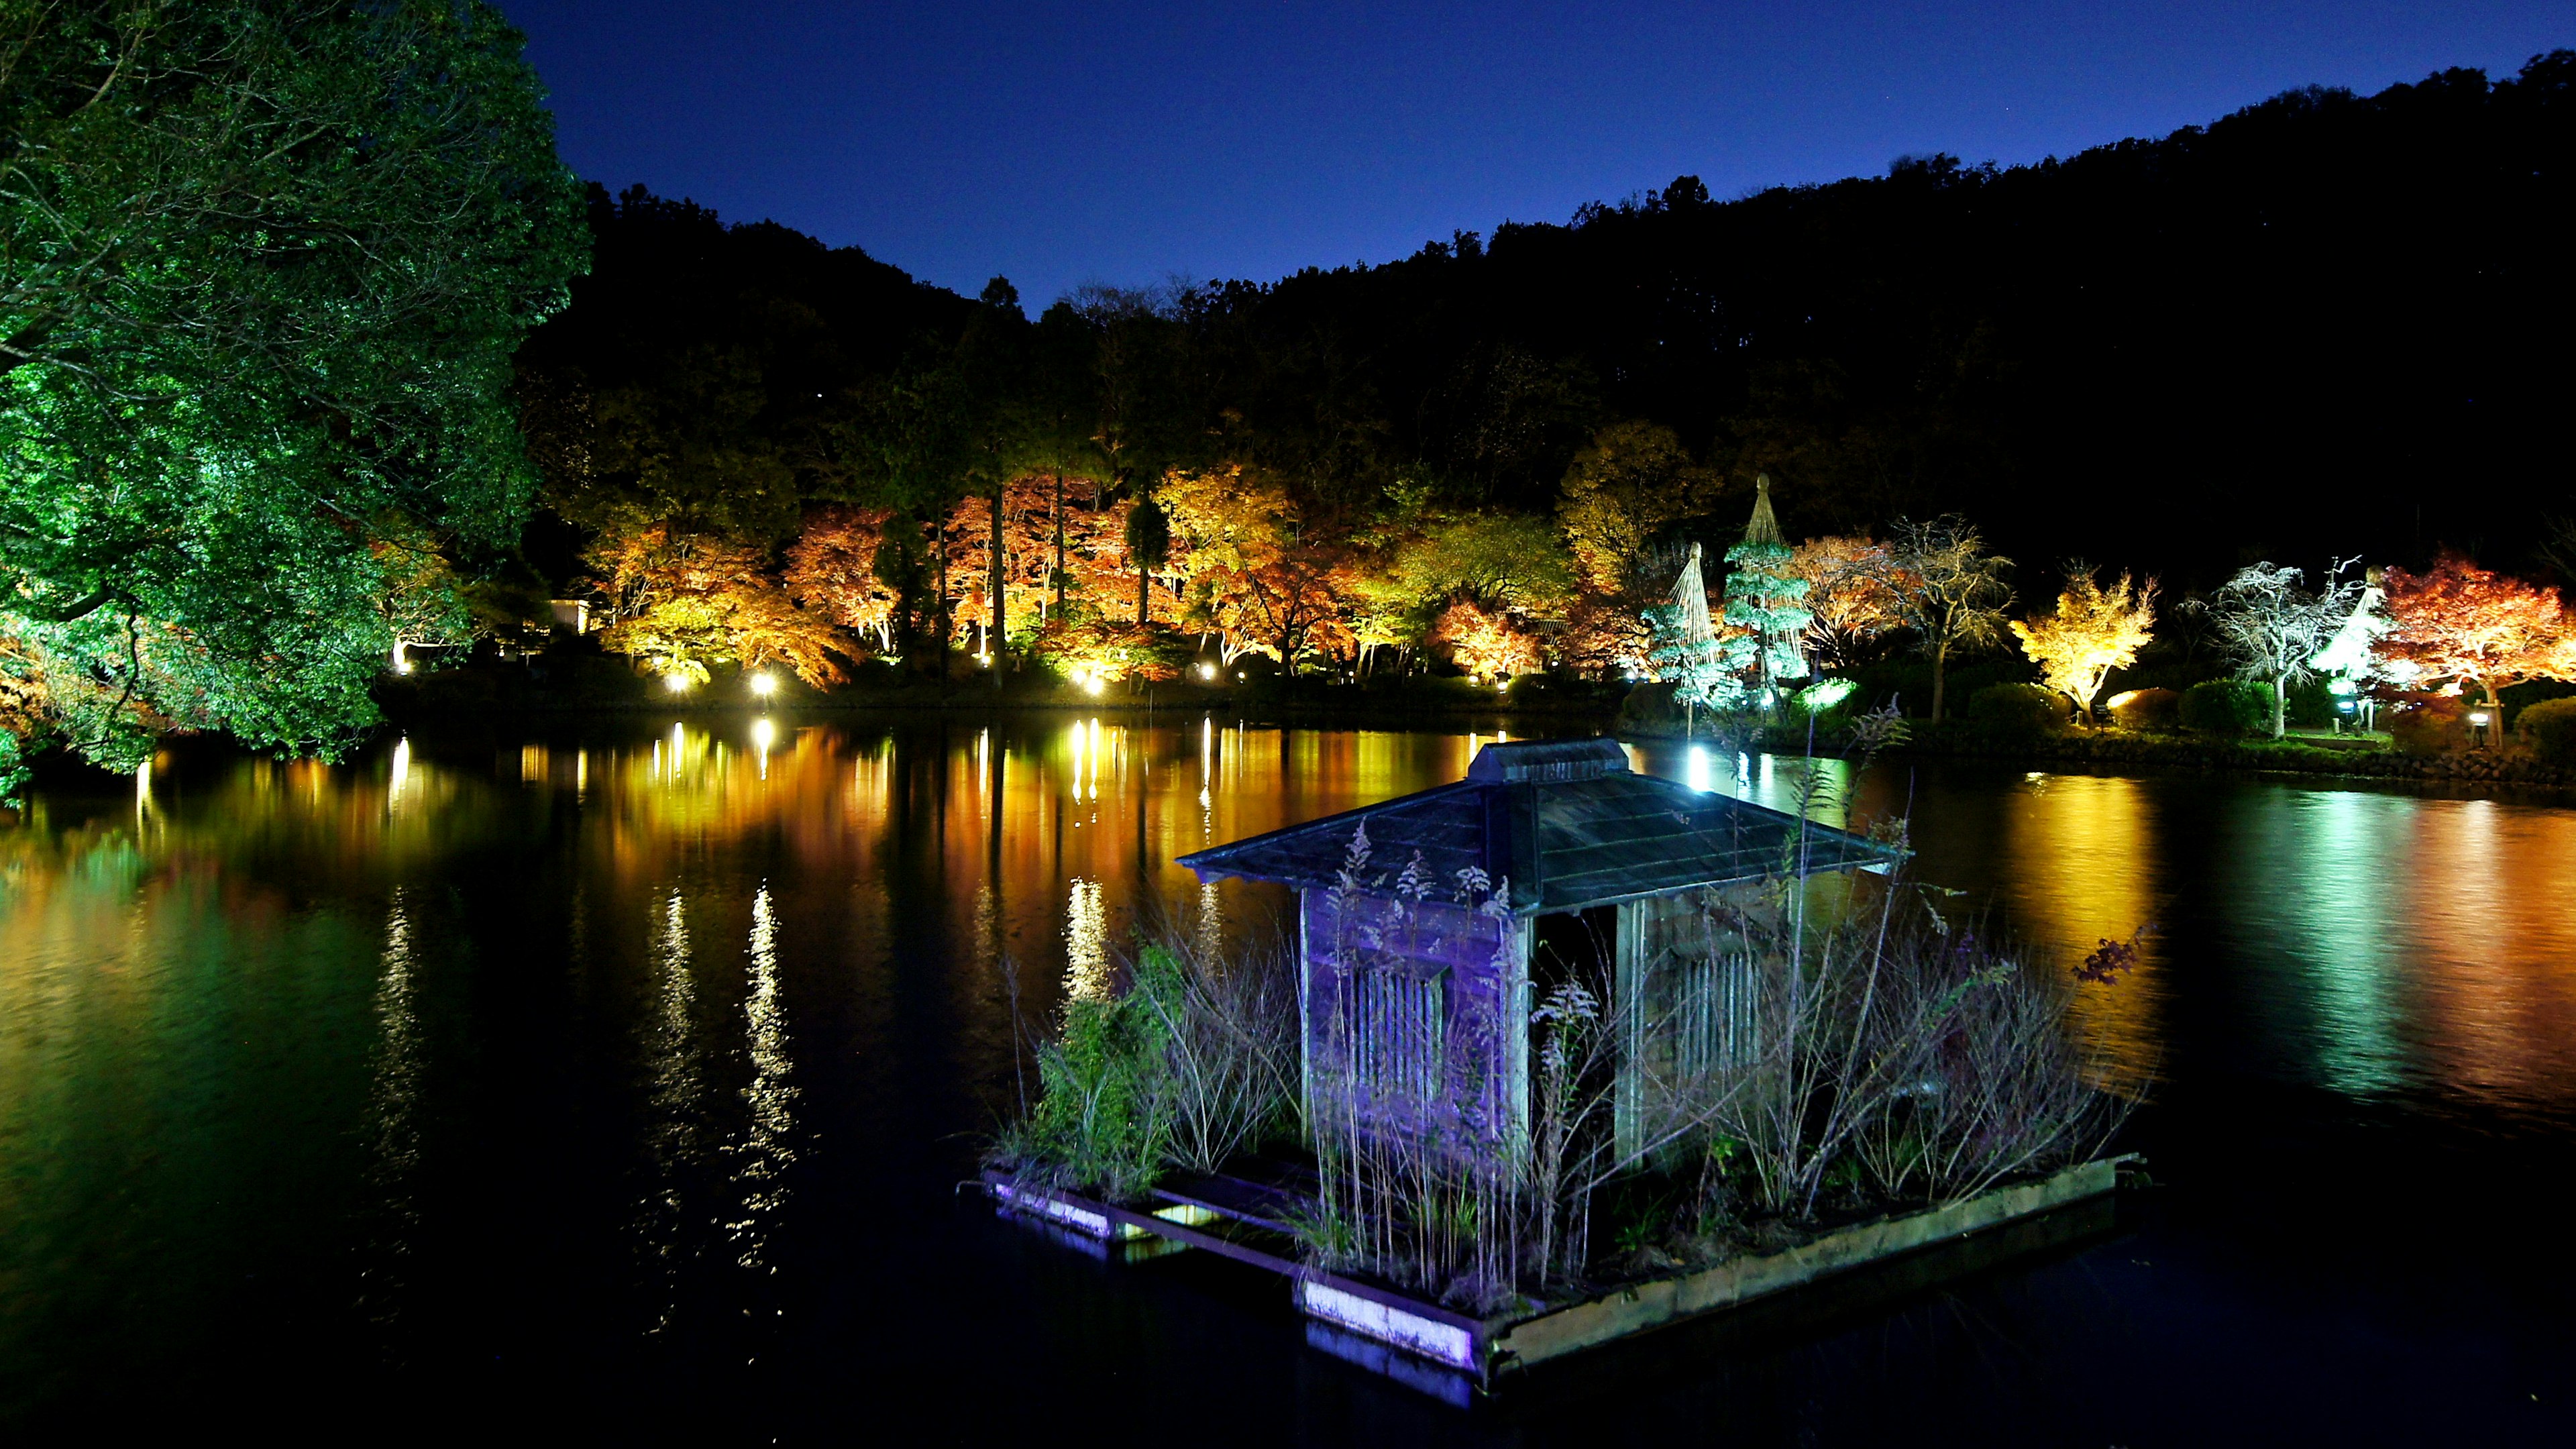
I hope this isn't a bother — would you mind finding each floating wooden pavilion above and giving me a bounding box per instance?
[1177,737,1903,1156]
[993,739,2127,1393]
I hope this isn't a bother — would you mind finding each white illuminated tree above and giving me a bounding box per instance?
[2202,561,2360,739]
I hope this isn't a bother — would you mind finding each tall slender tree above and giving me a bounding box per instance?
[1886,517,2015,722]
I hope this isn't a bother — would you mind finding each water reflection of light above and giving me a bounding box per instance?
[1199,716,1214,817]
[1065,878,1110,999]
[1088,718,1103,801]
[1684,745,1713,794]
[520,745,547,785]
[1199,880,1224,961]
[364,889,424,1285]
[1996,773,2163,1089]
[753,718,775,780]
[575,749,587,803]
[2265,789,2406,1097]
[644,888,702,1331]
[733,883,794,1272]
[388,737,411,810]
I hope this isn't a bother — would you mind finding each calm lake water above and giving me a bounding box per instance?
[5,715,2575,1441]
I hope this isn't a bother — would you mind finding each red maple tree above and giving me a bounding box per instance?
[2379,552,2576,710]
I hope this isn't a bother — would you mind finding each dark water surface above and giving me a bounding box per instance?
[6,716,2575,1442]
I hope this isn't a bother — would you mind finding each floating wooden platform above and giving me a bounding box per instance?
[987,1154,2131,1398]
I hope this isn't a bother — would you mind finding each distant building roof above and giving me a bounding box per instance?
[1177,739,1903,916]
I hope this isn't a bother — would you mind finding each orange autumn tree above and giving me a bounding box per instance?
[594,524,855,687]
[1787,534,1913,668]
[1430,600,1543,682]
[785,504,900,651]
[2379,553,2576,713]
[2010,564,2158,724]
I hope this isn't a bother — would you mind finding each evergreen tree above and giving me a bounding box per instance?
[1717,476,1813,705]
[1646,543,1740,716]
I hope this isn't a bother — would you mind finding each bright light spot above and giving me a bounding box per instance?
[1083,673,1104,696]
[1198,663,1218,682]
[2105,690,2141,710]
[977,653,993,667]
[1685,745,1713,793]
[1798,678,1858,711]
[1497,678,1511,692]
[2327,677,2358,696]
[748,672,777,696]
[752,718,777,751]
[2469,711,2491,727]
[664,673,691,693]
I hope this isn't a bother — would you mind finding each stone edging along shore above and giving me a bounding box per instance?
[1621,719,2573,789]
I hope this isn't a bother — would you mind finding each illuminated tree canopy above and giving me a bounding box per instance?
[2012,565,2158,723]
[2379,553,2576,710]
[2201,561,2359,738]
[0,1,584,793]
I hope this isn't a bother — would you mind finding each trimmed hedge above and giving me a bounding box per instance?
[2180,679,2269,736]
[2108,686,2181,731]
[1969,682,2068,737]
[2517,696,2576,765]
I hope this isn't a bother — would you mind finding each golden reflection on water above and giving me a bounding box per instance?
[13,717,2576,1349]
[1991,774,2166,1090]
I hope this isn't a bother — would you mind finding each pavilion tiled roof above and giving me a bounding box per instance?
[1177,739,1903,915]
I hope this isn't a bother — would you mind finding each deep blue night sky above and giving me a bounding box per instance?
[502,1,2573,306]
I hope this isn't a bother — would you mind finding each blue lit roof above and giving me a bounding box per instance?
[1177,739,1903,915]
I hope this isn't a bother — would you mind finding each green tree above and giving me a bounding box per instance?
[1717,476,1812,705]
[0,2,585,792]
[1556,421,1716,594]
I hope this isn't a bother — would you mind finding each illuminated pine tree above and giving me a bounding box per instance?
[1717,474,1813,706]
[1645,543,1741,716]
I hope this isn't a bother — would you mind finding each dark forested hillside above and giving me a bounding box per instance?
[514,52,2575,610]
[1184,50,2574,584]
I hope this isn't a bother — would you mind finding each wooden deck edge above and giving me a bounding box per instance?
[1489,1155,2129,1375]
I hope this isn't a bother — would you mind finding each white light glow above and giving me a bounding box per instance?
[664,672,691,693]
[749,672,777,696]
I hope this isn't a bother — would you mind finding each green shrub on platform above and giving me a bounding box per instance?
[2516,697,2576,765]
[1969,683,2068,737]
[1012,952,1177,1198]
[2180,680,2269,736]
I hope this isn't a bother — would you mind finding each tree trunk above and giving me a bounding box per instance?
[2272,676,2288,739]
[1053,474,1066,617]
[1930,643,1949,723]
[990,480,1006,692]
[1138,566,1150,627]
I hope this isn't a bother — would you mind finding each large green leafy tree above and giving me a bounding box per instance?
[0,1,586,794]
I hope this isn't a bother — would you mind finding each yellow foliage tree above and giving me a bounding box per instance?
[2010,565,2158,724]
[1430,600,1543,682]
[594,524,855,688]
[1554,421,1717,594]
